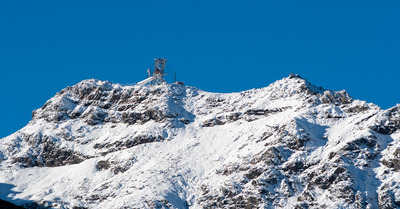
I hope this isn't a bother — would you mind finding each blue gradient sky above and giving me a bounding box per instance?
[1,1,399,138]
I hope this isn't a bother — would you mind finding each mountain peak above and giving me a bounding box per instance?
[2,75,398,209]
[264,73,353,105]
[31,74,355,127]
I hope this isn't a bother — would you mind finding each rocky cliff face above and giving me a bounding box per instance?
[0,75,399,209]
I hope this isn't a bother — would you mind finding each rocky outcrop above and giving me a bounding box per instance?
[11,133,88,167]
[32,79,190,126]
[372,105,400,135]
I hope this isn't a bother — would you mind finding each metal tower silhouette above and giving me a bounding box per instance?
[147,58,167,86]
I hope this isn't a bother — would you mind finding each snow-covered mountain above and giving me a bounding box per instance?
[0,74,399,209]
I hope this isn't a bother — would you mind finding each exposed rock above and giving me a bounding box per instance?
[371,105,400,134]
[12,134,87,167]
[320,90,353,105]
[96,160,110,170]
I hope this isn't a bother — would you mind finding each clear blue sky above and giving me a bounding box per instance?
[0,1,399,138]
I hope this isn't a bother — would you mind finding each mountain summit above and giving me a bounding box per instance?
[0,75,399,208]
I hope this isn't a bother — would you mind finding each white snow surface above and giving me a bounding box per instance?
[0,74,399,208]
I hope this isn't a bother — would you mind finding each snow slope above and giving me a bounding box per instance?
[0,74,399,208]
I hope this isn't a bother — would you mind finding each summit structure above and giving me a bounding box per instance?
[147,58,167,86]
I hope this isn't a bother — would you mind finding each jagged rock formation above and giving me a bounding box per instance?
[0,74,399,208]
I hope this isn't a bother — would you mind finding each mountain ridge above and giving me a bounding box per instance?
[0,74,399,208]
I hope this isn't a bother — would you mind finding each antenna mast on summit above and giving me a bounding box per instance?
[151,58,167,85]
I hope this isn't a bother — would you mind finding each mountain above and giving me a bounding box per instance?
[0,74,399,209]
